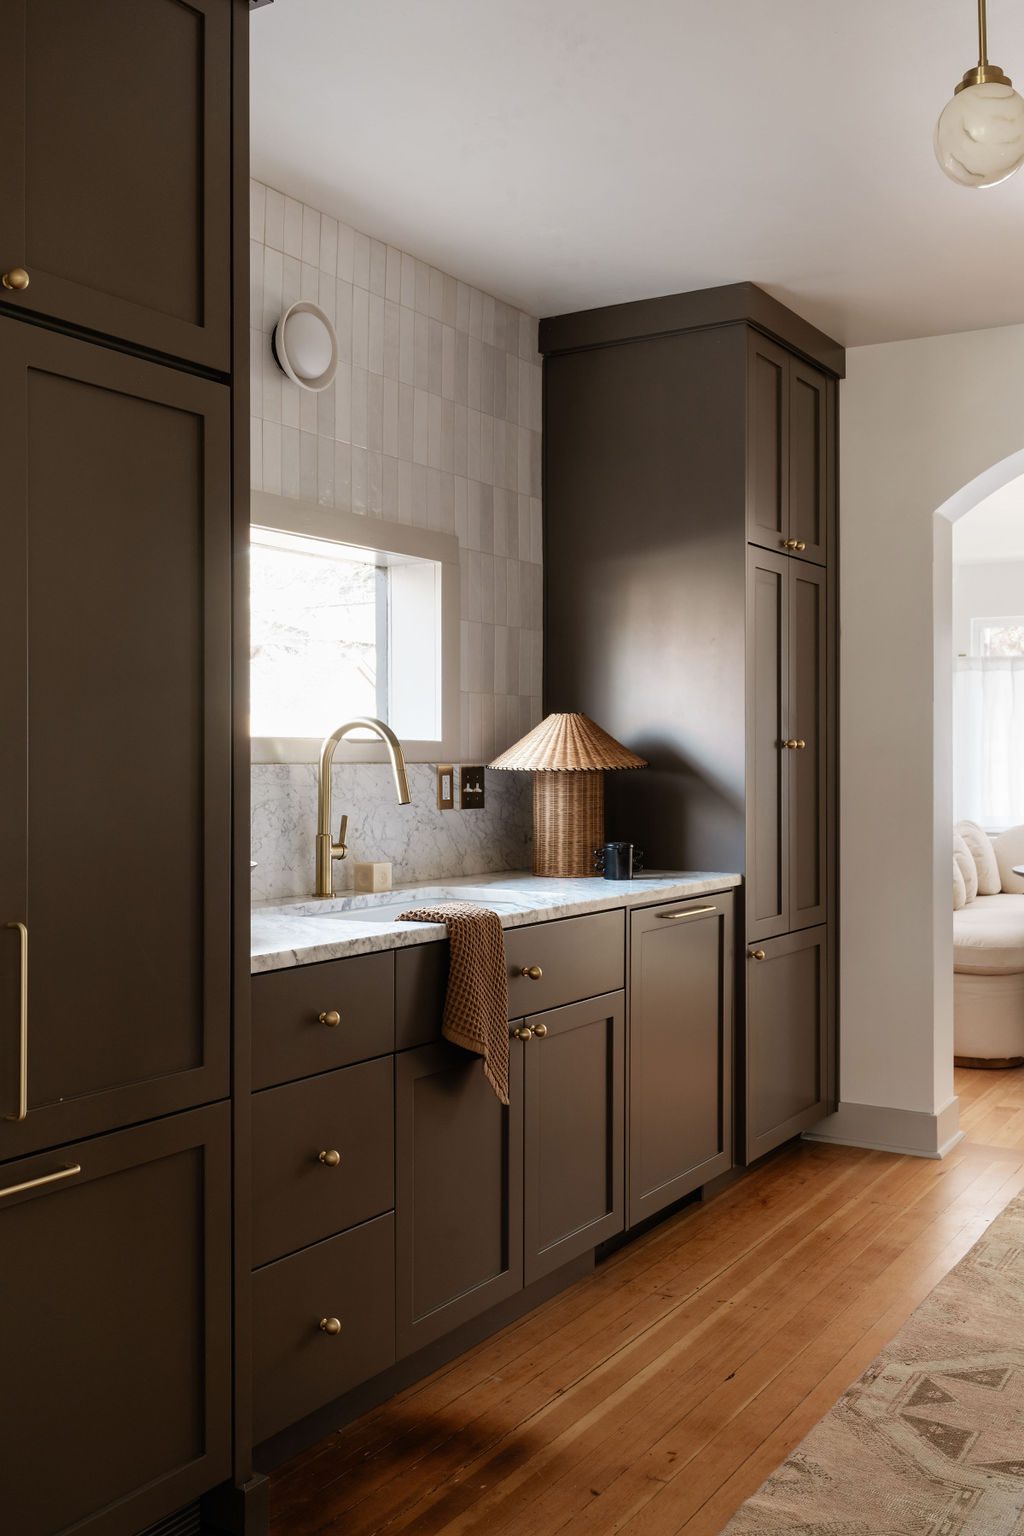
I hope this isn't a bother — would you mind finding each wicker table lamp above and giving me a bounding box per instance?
[490,712,647,878]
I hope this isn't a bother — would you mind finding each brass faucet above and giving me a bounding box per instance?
[315,717,411,898]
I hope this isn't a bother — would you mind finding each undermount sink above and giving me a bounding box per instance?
[262,887,525,924]
[318,897,521,924]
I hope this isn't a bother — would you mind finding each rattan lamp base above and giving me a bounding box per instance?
[532,772,603,878]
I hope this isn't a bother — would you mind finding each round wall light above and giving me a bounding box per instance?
[272,300,338,391]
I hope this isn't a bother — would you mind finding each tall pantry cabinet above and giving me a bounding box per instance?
[541,284,842,1164]
[0,4,249,1535]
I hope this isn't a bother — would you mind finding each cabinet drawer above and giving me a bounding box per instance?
[252,951,394,1089]
[253,1212,395,1444]
[252,1057,394,1268]
[506,910,624,1019]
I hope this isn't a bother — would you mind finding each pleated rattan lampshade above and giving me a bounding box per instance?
[490,713,647,877]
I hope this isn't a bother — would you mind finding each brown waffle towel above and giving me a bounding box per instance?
[395,901,510,1104]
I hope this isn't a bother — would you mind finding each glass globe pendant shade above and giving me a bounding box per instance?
[935,80,1024,186]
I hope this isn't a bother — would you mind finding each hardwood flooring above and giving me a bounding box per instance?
[269,1066,1024,1536]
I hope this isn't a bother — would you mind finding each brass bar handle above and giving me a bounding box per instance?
[656,905,717,920]
[319,1316,342,1335]
[319,1009,341,1028]
[531,1021,548,1038]
[748,949,766,961]
[5,920,27,1122]
[512,1025,534,1041]
[318,1149,341,1167]
[1,267,29,292]
[520,965,543,980]
[0,1163,80,1201]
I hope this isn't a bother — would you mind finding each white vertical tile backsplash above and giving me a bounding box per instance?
[250,179,543,893]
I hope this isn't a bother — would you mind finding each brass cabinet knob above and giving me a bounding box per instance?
[520,965,543,980]
[319,1009,341,1028]
[531,1021,549,1038]
[319,1316,342,1335]
[795,540,807,552]
[2,267,29,292]
[782,538,799,550]
[318,1149,341,1167]
[512,1025,534,1041]
[749,949,766,961]
[783,739,798,750]
[795,739,806,750]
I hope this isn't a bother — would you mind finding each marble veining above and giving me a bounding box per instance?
[251,870,742,973]
[251,761,531,901]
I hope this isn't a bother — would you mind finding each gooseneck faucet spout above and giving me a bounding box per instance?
[315,717,411,898]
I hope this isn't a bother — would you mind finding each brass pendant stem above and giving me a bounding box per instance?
[979,0,988,65]
[953,0,1012,92]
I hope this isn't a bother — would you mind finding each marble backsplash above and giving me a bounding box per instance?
[251,762,532,901]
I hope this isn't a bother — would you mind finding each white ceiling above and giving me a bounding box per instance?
[954,475,1024,563]
[251,0,1024,345]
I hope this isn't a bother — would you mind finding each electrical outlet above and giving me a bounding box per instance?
[460,765,486,810]
[436,764,455,810]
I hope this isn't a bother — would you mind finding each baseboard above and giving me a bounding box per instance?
[802,1095,963,1159]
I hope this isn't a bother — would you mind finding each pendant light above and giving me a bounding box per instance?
[935,0,1024,186]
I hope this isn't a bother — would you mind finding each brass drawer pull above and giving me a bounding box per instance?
[319,1009,341,1028]
[519,965,543,981]
[319,1316,342,1335]
[0,1163,81,1201]
[656,905,717,920]
[1,267,29,292]
[5,920,28,1122]
[318,1149,341,1167]
[749,949,766,961]
[531,1021,549,1038]
[512,1025,533,1041]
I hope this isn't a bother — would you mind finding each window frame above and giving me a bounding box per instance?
[970,614,1024,657]
[250,491,460,765]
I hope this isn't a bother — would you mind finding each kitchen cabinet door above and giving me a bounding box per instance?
[746,331,790,553]
[746,549,790,940]
[395,1038,524,1358]
[0,319,231,1160]
[0,0,231,369]
[522,993,625,1284]
[744,926,829,1162]
[0,1103,230,1536]
[629,898,733,1225]
[788,562,828,930]
[788,359,829,564]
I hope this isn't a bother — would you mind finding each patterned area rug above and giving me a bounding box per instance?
[723,1194,1024,1534]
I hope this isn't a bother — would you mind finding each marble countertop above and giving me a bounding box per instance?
[251,869,742,974]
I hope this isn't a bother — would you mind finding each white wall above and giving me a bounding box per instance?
[952,559,1024,655]
[823,323,1024,1153]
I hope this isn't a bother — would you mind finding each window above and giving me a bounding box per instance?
[250,493,458,763]
[970,616,1024,657]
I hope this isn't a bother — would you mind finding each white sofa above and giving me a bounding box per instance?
[954,822,1024,1067]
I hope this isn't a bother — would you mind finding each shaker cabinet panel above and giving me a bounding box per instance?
[746,333,789,552]
[0,320,231,1161]
[0,1104,231,1536]
[788,361,829,563]
[0,0,231,368]
[744,926,828,1162]
[523,993,625,1284]
[628,898,733,1225]
[789,564,828,931]
[396,1038,524,1358]
[746,551,789,940]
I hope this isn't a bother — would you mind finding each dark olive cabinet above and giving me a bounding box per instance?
[0,1104,231,1536]
[541,284,840,1172]
[396,1037,524,1357]
[746,331,829,566]
[628,896,734,1225]
[745,927,829,1161]
[0,319,232,1162]
[0,0,232,369]
[746,550,827,943]
[522,992,625,1283]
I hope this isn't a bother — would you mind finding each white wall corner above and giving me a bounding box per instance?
[803,1094,963,1159]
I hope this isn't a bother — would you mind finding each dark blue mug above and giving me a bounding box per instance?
[593,842,644,880]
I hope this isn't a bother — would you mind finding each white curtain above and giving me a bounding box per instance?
[954,657,1024,828]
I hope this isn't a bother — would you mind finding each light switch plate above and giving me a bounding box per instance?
[460,765,486,810]
[436,764,455,810]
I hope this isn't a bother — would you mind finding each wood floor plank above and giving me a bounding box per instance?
[268,1068,1024,1536]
